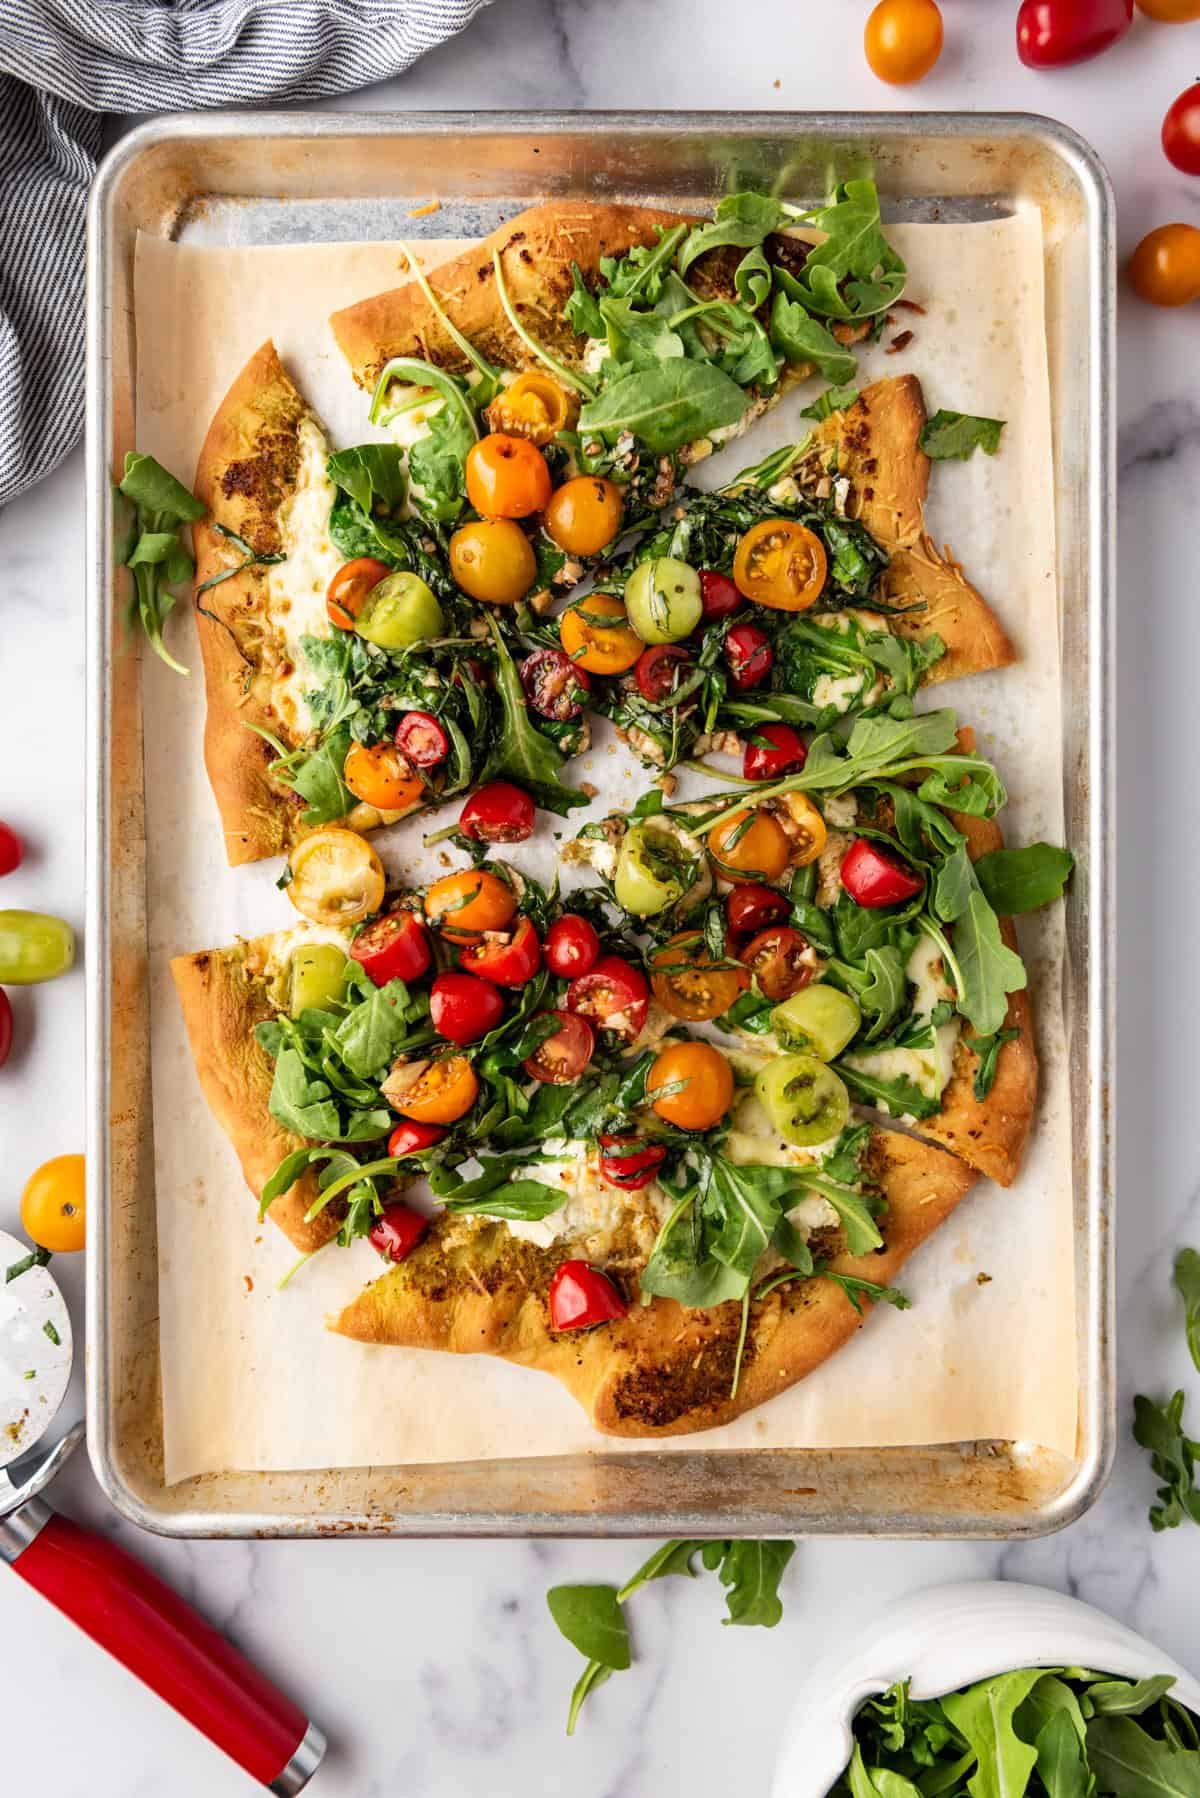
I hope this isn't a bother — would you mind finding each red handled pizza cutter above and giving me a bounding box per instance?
[0,1232,324,1792]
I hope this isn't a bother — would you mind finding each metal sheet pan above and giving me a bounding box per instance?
[84,111,1115,1538]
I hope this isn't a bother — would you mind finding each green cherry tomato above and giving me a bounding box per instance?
[289,943,349,1017]
[772,986,862,1061]
[624,557,703,645]
[356,572,444,649]
[0,910,76,985]
[756,1053,850,1147]
[614,822,697,917]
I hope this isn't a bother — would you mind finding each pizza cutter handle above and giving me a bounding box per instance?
[10,1507,324,1792]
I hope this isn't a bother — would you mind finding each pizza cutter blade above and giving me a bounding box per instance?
[0,1232,325,1793]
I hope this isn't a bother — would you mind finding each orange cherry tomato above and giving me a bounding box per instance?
[287,828,385,927]
[1129,225,1200,308]
[776,793,828,868]
[708,809,792,882]
[558,593,643,675]
[397,1055,479,1124]
[465,433,553,519]
[449,518,538,605]
[424,869,518,943]
[650,932,749,1023]
[486,371,572,446]
[864,0,944,83]
[733,520,828,612]
[544,477,626,557]
[1136,0,1200,16]
[342,742,425,813]
[21,1154,86,1253]
[648,1042,734,1132]
[326,557,391,631]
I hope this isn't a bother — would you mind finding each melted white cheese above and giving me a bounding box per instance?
[812,667,884,713]
[841,934,961,1112]
[822,792,858,830]
[266,417,344,737]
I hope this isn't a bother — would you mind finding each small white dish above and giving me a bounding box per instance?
[772,1580,1200,1798]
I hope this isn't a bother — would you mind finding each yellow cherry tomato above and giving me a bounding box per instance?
[465,433,553,519]
[398,1055,479,1124]
[21,1154,86,1253]
[708,809,792,882]
[776,793,828,868]
[544,477,626,557]
[864,0,944,84]
[1129,225,1200,308]
[343,742,425,813]
[650,932,749,1023]
[424,869,518,942]
[487,371,572,445]
[449,518,538,604]
[648,1042,734,1132]
[1135,0,1200,18]
[559,592,643,675]
[732,520,828,611]
[287,827,386,927]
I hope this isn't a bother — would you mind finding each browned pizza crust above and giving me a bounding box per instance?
[330,1127,978,1437]
[171,937,344,1254]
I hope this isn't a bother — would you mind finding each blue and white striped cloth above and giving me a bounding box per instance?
[0,0,494,508]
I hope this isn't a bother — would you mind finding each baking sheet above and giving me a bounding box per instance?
[133,212,1074,1484]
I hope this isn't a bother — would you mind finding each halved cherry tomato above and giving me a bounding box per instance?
[740,926,814,1002]
[708,809,791,881]
[648,1042,734,1132]
[598,1135,667,1192]
[1129,224,1200,307]
[449,518,537,605]
[287,827,386,927]
[521,647,591,719]
[387,1120,447,1158]
[548,1260,628,1331]
[744,722,807,781]
[733,520,827,612]
[398,1055,479,1124]
[726,883,789,937]
[724,623,774,689]
[0,989,11,1069]
[487,371,571,445]
[343,741,425,813]
[425,870,518,941]
[368,1202,429,1264]
[0,823,23,877]
[1164,84,1200,177]
[326,557,391,631]
[650,932,748,1022]
[566,955,649,1040]
[350,908,431,986]
[699,569,741,620]
[544,914,600,979]
[776,793,827,868]
[544,477,625,557]
[465,433,553,519]
[864,0,944,84]
[21,1154,86,1253]
[559,593,642,676]
[459,916,542,987]
[841,838,925,908]
[460,782,535,844]
[430,971,505,1045]
[1016,0,1132,66]
[523,1010,595,1084]
[635,644,693,704]
[394,710,449,769]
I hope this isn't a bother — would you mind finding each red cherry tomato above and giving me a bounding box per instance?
[724,623,774,690]
[743,722,807,782]
[841,839,925,908]
[566,955,649,1040]
[458,916,543,987]
[520,647,591,720]
[740,926,814,1002]
[1016,0,1132,66]
[699,570,742,621]
[368,1202,429,1264]
[387,1120,448,1158]
[349,909,431,986]
[725,883,789,937]
[548,1259,628,1331]
[394,710,449,769]
[459,781,535,844]
[544,913,600,979]
[0,824,23,877]
[1164,84,1200,176]
[429,970,505,1045]
[598,1134,667,1191]
[0,989,11,1068]
[635,645,693,704]
[523,1009,595,1084]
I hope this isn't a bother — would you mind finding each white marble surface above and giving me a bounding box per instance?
[1,3,1198,1791]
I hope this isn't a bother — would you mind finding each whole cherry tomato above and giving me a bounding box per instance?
[598,1135,667,1192]
[733,520,827,611]
[430,971,505,1045]
[0,823,23,877]
[726,883,789,937]
[343,742,424,813]
[1129,224,1200,306]
[648,1042,734,1132]
[740,926,814,1002]
[0,988,11,1068]
[743,722,807,782]
[544,477,625,556]
[350,909,431,986]
[425,870,518,941]
[548,1260,628,1331]
[1016,0,1132,66]
[523,1010,595,1084]
[840,838,925,908]
[864,0,944,84]
[559,593,642,676]
[21,1154,86,1253]
[544,914,600,979]
[1136,0,1200,16]
[326,557,391,631]
[387,1120,448,1158]
[397,1055,479,1124]
[723,623,774,690]
[460,782,535,844]
[566,955,649,1040]
[465,433,552,518]
[635,644,693,704]
[699,570,741,620]
[449,519,537,605]
[459,916,543,987]
[708,808,791,881]
[368,1203,429,1264]
[1164,84,1200,176]
[521,647,591,720]
[394,710,449,769]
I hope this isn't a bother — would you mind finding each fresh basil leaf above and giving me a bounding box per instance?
[769,291,858,383]
[714,1539,794,1627]
[677,191,788,277]
[973,844,1074,915]
[919,410,1006,462]
[577,359,749,456]
[546,1585,631,1671]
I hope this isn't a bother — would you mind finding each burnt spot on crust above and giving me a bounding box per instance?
[218,427,301,554]
[609,1323,749,1428]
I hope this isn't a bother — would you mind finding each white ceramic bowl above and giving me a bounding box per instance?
[772,1580,1200,1798]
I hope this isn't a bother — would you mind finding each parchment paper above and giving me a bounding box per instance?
[134,212,1074,1483]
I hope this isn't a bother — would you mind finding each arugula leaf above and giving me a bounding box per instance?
[769,291,858,383]
[1133,1389,1200,1530]
[118,451,207,675]
[577,359,749,455]
[545,1586,631,1671]
[326,443,407,516]
[615,1540,707,1601]
[1034,1709,1089,1798]
[715,1539,795,1626]
[1086,1678,1180,1718]
[802,382,860,421]
[920,410,1006,461]
[784,180,907,320]
[945,892,1027,1037]
[966,1027,1020,1101]
[1086,1715,1200,1798]
[677,191,790,276]
[119,452,206,522]
[480,615,589,814]
[442,1179,567,1221]
[940,1669,1045,1798]
[334,979,419,1080]
[1177,1248,1200,1376]
[287,724,357,825]
[821,1272,911,1316]
[409,401,477,524]
[974,844,1074,915]
[836,1061,943,1122]
[564,263,605,338]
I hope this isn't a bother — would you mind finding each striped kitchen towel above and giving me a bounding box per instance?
[0,0,495,509]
